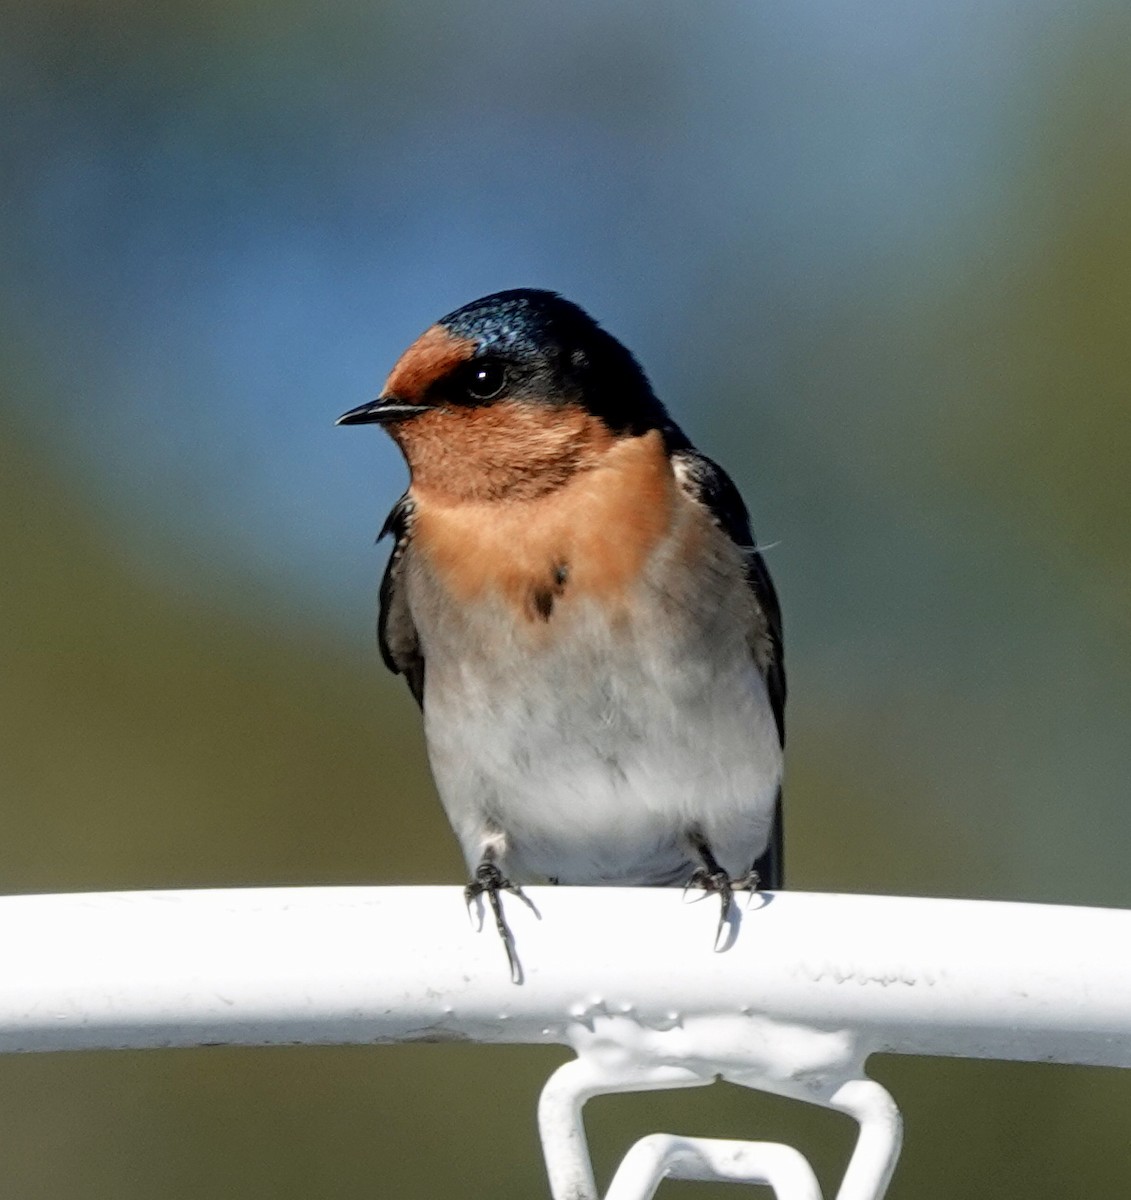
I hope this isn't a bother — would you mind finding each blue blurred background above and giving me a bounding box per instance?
[3,1,1130,1196]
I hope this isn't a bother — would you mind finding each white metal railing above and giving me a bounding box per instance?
[1,886,1129,1199]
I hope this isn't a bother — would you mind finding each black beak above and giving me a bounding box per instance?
[336,397,435,426]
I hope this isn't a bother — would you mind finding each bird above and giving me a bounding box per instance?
[338,289,784,979]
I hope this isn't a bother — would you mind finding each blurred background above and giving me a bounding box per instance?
[3,0,1130,1195]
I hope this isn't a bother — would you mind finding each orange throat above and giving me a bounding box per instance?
[408,426,677,619]
[393,400,621,503]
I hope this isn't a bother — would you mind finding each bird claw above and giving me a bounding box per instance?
[465,862,529,984]
[685,867,761,950]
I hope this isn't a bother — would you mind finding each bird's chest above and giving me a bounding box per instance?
[404,436,679,632]
[400,466,776,884]
[403,470,757,754]
[407,514,772,884]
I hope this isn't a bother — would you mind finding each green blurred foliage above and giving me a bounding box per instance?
[935,19,1131,641]
[2,2,1131,1199]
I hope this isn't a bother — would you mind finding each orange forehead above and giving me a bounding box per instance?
[384,324,477,402]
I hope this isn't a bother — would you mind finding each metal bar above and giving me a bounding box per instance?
[2,886,1127,1200]
[603,1135,824,1200]
[0,886,1127,1064]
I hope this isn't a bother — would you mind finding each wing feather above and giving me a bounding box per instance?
[377,493,425,708]
[672,448,786,887]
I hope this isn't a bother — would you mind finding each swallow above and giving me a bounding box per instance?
[339,289,784,980]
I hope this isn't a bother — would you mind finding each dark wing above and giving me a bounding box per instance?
[377,493,425,708]
[672,448,786,888]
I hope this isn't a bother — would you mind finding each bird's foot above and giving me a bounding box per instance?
[465,862,529,984]
[684,867,761,950]
[731,868,763,894]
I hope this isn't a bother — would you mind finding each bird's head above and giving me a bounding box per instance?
[337,289,682,502]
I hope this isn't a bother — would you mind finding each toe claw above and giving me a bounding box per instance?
[713,880,733,951]
[684,865,747,950]
[465,862,524,984]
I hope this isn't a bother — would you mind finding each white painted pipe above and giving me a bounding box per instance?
[603,1135,824,1200]
[0,887,1127,1066]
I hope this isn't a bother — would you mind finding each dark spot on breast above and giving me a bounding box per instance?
[528,560,570,622]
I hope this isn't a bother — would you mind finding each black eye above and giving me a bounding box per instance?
[463,359,507,401]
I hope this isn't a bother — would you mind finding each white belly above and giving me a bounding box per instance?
[416,582,782,886]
